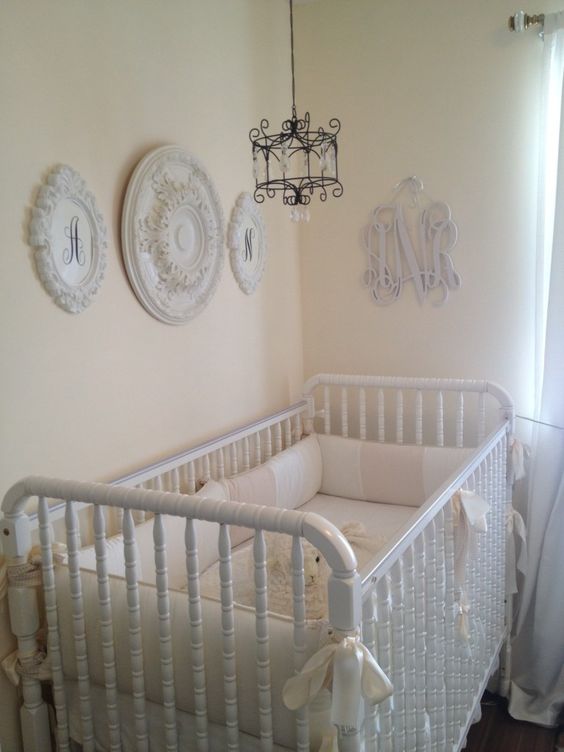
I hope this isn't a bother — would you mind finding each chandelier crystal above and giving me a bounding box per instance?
[249,0,343,221]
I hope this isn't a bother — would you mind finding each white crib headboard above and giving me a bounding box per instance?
[303,374,514,448]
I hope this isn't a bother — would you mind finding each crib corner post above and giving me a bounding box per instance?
[327,572,364,752]
[2,513,52,752]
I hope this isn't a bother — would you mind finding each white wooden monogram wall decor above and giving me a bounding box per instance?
[121,145,224,324]
[228,192,267,295]
[29,165,107,313]
[362,176,461,306]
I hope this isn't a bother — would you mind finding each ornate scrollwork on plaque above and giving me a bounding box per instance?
[29,165,107,313]
[228,192,267,295]
[362,177,461,306]
[122,145,224,324]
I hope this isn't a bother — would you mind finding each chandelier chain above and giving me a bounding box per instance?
[290,0,296,111]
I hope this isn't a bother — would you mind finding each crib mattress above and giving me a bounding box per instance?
[66,680,292,752]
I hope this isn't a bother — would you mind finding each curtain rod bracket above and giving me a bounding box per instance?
[508,10,545,33]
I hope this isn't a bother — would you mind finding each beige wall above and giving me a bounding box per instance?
[0,0,304,491]
[296,0,557,418]
[0,1,303,747]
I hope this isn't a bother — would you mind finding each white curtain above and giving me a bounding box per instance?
[509,11,564,728]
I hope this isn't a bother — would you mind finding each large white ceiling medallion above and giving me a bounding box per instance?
[122,145,225,324]
[29,165,107,313]
[228,192,267,295]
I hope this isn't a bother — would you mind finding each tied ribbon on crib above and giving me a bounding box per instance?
[452,489,489,640]
[318,728,339,752]
[506,507,528,595]
[456,591,471,642]
[452,489,490,587]
[509,436,528,484]
[282,630,393,729]
[1,543,67,686]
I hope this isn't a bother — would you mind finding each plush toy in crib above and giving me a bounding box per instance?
[262,521,386,620]
[197,521,388,620]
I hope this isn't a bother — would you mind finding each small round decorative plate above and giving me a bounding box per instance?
[121,145,225,324]
[29,165,107,313]
[227,192,267,295]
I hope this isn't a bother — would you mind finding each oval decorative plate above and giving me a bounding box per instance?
[227,192,267,295]
[29,165,107,313]
[122,145,224,324]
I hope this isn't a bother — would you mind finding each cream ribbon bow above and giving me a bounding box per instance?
[452,489,490,586]
[283,631,393,728]
[506,507,527,594]
[509,436,528,483]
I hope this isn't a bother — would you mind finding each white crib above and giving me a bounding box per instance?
[1,374,516,752]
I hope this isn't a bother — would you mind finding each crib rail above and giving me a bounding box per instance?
[2,477,360,752]
[304,373,514,447]
[33,400,308,531]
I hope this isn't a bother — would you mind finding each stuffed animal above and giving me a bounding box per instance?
[263,521,387,620]
[197,521,388,620]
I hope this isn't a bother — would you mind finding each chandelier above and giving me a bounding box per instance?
[249,0,343,222]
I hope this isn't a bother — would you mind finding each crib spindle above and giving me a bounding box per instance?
[434,509,448,750]
[291,536,309,751]
[65,501,95,751]
[323,386,331,434]
[185,518,209,751]
[153,513,179,752]
[264,427,273,460]
[395,390,404,445]
[219,524,240,751]
[415,390,423,446]
[294,412,303,443]
[377,389,385,443]
[171,467,181,493]
[478,392,487,444]
[243,437,251,471]
[274,423,283,455]
[359,388,367,441]
[122,509,149,751]
[424,520,439,750]
[38,497,70,751]
[187,461,197,494]
[436,391,445,447]
[202,454,211,483]
[217,448,225,479]
[341,388,349,438]
[390,560,406,749]
[229,443,239,477]
[456,392,464,448]
[444,502,457,745]
[361,597,378,751]
[93,505,121,751]
[255,432,262,467]
[402,547,417,748]
[254,531,274,751]
[413,535,428,750]
[375,576,394,752]
[284,418,292,448]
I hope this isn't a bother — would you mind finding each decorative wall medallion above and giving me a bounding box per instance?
[227,192,267,295]
[362,177,461,306]
[29,165,107,313]
[121,145,225,324]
